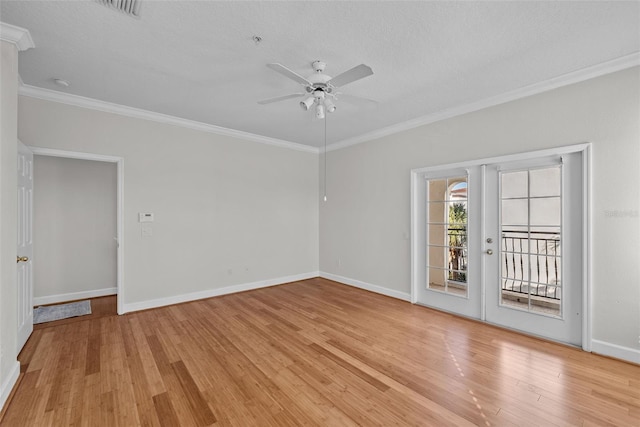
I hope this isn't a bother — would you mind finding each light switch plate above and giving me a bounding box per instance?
[139,212,154,222]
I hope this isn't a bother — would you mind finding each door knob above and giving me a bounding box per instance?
[16,256,29,263]
[486,249,493,255]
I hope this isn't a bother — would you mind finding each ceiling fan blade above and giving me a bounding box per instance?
[328,64,373,88]
[266,63,312,86]
[258,93,304,105]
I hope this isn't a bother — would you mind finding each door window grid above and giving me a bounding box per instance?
[426,176,468,297]
[499,165,563,317]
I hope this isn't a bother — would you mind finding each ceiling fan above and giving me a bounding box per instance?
[258,60,375,119]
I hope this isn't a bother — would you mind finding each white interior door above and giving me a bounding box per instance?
[17,141,33,351]
[484,152,583,346]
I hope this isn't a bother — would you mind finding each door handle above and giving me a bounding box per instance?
[485,249,493,255]
[16,256,29,263]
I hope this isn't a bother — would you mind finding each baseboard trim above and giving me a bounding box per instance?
[0,361,20,414]
[320,272,411,302]
[122,272,320,313]
[591,339,640,365]
[33,287,117,306]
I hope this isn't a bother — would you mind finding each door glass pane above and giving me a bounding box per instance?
[501,199,528,226]
[428,224,447,246]
[501,227,527,251]
[428,202,447,223]
[448,200,467,226]
[426,176,468,297]
[448,177,468,201]
[428,267,447,292]
[530,166,561,197]
[428,246,446,268]
[530,252,561,286]
[530,286,561,316]
[501,171,528,198]
[501,247,530,285]
[530,197,561,226]
[499,166,562,317]
[530,226,561,235]
[428,180,447,200]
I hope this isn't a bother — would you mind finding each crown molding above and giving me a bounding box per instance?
[0,22,35,51]
[17,52,638,155]
[328,52,640,152]
[18,84,319,154]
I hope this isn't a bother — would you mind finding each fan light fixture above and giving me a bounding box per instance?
[300,96,315,111]
[301,88,335,118]
[324,98,336,113]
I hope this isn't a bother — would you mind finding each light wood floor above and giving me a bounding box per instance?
[1,278,638,426]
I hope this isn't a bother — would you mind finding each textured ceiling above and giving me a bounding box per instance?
[2,1,639,148]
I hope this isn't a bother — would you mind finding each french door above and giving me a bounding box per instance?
[412,165,483,319]
[412,146,587,346]
[484,152,583,345]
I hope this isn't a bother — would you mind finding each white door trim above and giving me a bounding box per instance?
[581,144,592,352]
[411,143,591,350]
[28,146,125,315]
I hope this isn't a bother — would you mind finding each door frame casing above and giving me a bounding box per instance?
[28,146,125,315]
[411,143,591,351]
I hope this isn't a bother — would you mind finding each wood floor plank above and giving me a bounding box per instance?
[3,279,639,426]
[84,319,101,376]
[308,342,389,392]
[171,360,217,426]
[153,392,180,427]
[127,350,162,427]
[145,334,202,426]
[127,317,167,397]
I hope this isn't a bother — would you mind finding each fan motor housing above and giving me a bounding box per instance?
[308,73,331,85]
[306,84,332,93]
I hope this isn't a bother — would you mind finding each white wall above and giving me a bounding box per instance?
[320,67,640,358]
[18,98,319,310]
[33,156,117,302]
[0,39,20,410]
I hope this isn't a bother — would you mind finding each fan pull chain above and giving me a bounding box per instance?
[323,114,328,202]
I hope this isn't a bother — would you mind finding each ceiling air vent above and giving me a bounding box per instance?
[96,0,141,17]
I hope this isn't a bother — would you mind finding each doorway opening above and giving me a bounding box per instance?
[29,147,125,315]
